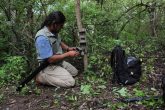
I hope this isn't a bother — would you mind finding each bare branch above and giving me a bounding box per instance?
[116,3,148,22]
[117,9,147,38]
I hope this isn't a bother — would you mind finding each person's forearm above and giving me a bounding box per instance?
[61,42,69,51]
[48,53,68,63]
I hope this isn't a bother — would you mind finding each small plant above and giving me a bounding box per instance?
[20,85,31,95]
[88,54,112,77]
[133,88,145,97]
[66,95,78,102]
[113,87,130,97]
[117,87,129,97]
[34,87,41,95]
[80,84,93,95]
[139,98,164,109]
[106,101,128,110]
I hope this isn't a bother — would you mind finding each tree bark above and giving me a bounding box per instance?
[75,0,82,30]
[27,3,34,37]
[148,2,157,37]
[75,0,88,70]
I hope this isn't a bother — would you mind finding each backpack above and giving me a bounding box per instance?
[110,45,142,85]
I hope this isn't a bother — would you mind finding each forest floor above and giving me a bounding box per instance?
[0,51,165,110]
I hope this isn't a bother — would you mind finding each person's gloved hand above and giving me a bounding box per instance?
[66,51,79,57]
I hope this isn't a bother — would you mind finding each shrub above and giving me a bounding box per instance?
[0,56,27,86]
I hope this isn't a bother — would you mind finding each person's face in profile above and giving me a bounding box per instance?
[51,23,64,34]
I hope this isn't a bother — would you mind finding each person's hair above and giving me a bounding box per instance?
[40,11,66,29]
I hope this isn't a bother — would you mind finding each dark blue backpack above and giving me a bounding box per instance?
[111,46,142,85]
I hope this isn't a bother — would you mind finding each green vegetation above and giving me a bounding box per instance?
[0,0,165,109]
[0,56,27,86]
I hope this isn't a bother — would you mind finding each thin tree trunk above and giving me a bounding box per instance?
[148,2,157,37]
[27,4,34,37]
[75,0,88,70]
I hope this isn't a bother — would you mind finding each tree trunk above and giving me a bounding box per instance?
[75,0,88,70]
[148,2,157,37]
[27,3,34,37]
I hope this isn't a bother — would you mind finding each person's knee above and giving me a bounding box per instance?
[72,69,78,76]
[54,75,75,87]
[68,66,78,76]
[62,61,78,76]
[43,76,76,88]
[66,77,75,87]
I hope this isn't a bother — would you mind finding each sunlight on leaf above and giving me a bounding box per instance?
[80,84,92,95]
[117,87,128,97]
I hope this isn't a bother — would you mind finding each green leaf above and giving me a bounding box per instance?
[80,84,92,95]
[117,87,128,97]
[133,88,145,97]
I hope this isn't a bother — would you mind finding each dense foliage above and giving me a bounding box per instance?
[0,0,165,109]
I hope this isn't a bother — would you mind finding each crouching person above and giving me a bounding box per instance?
[35,11,79,87]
